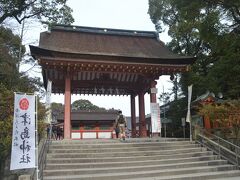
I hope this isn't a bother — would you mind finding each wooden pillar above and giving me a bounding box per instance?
[139,92,147,137]
[96,121,99,139]
[64,74,71,139]
[130,94,137,138]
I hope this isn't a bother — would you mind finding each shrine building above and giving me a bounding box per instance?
[56,110,119,139]
[30,25,195,139]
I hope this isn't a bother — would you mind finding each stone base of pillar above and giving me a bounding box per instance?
[152,133,160,137]
[139,130,147,137]
[18,175,31,180]
[131,129,136,138]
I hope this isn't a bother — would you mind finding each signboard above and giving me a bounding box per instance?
[10,94,36,170]
[150,103,161,133]
[181,117,186,127]
[150,88,158,94]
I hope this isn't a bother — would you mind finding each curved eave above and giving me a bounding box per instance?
[30,45,196,65]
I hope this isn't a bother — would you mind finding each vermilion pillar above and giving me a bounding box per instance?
[139,92,147,137]
[150,81,160,137]
[130,94,137,138]
[204,116,211,129]
[64,74,71,139]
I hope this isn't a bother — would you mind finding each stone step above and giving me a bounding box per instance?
[50,138,188,145]
[49,141,193,149]
[45,159,226,172]
[48,144,199,153]
[43,164,236,180]
[44,163,233,177]
[124,138,189,142]
[51,139,118,145]
[47,147,207,158]
[44,139,240,180]
[128,170,240,180]
[46,155,219,169]
[49,143,198,152]
[46,151,214,163]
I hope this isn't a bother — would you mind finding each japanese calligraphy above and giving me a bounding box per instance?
[10,94,36,170]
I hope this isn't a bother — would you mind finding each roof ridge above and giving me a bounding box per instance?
[50,24,159,38]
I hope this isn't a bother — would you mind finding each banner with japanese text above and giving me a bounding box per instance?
[10,94,36,170]
[150,103,161,133]
[186,85,193,123]
[46,80,52,124]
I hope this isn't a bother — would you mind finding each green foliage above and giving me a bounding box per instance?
[51,102,64,121]
[0,116,13,176]
[198,100,240,139]
[0,84,47,177]
[0,0,74,25]
[166,98,188,128]
[0,25,47,176]
[71,99,106,111]
[0,26,23,87]
[225,100,240,139]
[37,98,47,141]
[0,26,43,93]
[199,104,228,124]
[0,84,14,165]
[148,0,240,99]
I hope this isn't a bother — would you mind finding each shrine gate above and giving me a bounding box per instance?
[30,25,195,139]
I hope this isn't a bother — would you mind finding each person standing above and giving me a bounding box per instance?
[52,125,57,140]
[56,126,60,140]
[114,123,120,139]
[116,110,127,140]
[46,124,50,139]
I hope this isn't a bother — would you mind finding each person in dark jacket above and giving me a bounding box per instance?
[56,126,62,140]
[114,123,120,139]
[116,111,127,140]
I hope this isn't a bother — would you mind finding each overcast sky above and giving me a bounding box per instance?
[21,0,173,116]
[62,0,172,116]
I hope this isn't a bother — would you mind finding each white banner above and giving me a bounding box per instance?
[46,80,52,124]
[46,80,52,106]
[186,85,193,123]
[10,94,36,170]
[150,103,161,133]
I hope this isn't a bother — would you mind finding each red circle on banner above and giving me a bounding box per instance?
[19,98,29,110]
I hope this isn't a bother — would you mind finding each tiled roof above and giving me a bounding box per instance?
[57,110,118,121]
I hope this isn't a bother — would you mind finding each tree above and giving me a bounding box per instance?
[37,98,48,141]
[0,85,14,172]
[0,26,43,93]
[0,0,74,25]
[198,100,240,140]
[0,26,24,86]
[0,26,46,177]
[148,0,240,99]
[71,99,106,111]
[51,102,64,121]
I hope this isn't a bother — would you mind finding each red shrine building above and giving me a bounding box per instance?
[30,25,195,139]
[57,110,119,139]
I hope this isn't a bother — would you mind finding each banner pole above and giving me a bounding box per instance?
[190,118,192,142]
[35,94,39,180]
[186,85,193,142]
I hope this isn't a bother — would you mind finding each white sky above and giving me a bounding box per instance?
[20,0,173,116]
